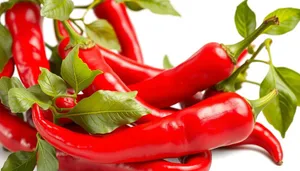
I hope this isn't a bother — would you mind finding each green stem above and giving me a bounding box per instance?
[69,19,84,34]
[251,59,270,65]
[249,89,278,119]
[224,16,279,64]
[45,43,54,50]
[243,80,260,86]
[49,106,59,124]
[62,21,94,49]
[74,5,90,9]
[82,0,102,21]
[215,38,270,92]
[265,38,273,64]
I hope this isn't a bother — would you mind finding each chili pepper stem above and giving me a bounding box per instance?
[62,21,95,49]
[249,89,278,118]
[223,16,279,64]
[216,38,271,92]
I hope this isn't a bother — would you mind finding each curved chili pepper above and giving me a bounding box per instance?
[54,20,248,86]
[5,2,49,88]
[0,104,37,152]
[58,37,173,122]
[128,43,237,108]
[229,122,283,165]
[0,104,212,171]
[182,89,283,165]
[94,0,144,63]
[0,59,14,78]
[32,92,255,163]
[57,151,212,171]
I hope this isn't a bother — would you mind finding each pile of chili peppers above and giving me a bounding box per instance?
[1,0,300,170]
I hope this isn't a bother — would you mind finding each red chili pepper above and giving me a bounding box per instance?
[57,151,212,171]
[181,89,283,165]
[0,104,37,152]
[94,0,144,63]
[58,36,173,122]
[0,104,211,171]
[229,122,283,165]
[0,59,15,78]
[5,2,50,88]
[54,20,248,86]
[32,92,257,163]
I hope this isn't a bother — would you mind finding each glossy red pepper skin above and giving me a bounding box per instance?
[0,59,15,78]
[0,105,210,170]
[94,0,143,63]
[32,92,254,163]
[0,104,37,152]
[99,46,161,85]
[58,151,212,171]
[128,43,235,108]
[58,38,173,121]
[182,90,283,165]
[5,2,49,88]
[230,122,283,165]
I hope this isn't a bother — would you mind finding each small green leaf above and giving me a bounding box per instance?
[61,46,102,94]
[117,0,180,16]
[264,8,300,35]
[0,77,23,107]
[85,20,121,50]
[8,87,51,113]
[0,23,12,72]
[37,135,58,171]
[260,66,297,138]
[276,67,300,106]
[163,55,174,69]
[1,151,37,171]
[234,0,256,38]
[41,0,74,21]
[125,1,144,11]
[38,68,67,97]
[64,90,150,134]
[28,85,52,105]
[49,47,62,76]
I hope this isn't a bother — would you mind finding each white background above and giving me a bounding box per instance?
[1,0,300,170]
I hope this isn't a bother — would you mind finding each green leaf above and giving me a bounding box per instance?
[61,46,102,94]
[41,0,74,21]
[85,20,121,50]
[28,85,52,105]
[264,8,300,35]
[117,0,180,16]
[64,90,150,134]
[49,47,62,76]
[0,77,23,107]
[8,87,51,113]
[276,67,300,106]
[1,151,37,171]
[38,68,67,97]
[163,55,174,69]
[234,0,256,38]
[125,1,144,11]
[36,135,58,171]
[260,66,297,138]
[0,23,12,72]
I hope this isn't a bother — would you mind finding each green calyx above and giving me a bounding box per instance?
[249,89,278,119]
[216,38,273,92]
[62,21,95,50]
[223,16,279,64]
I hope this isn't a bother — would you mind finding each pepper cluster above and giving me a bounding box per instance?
[0,0,300,171]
